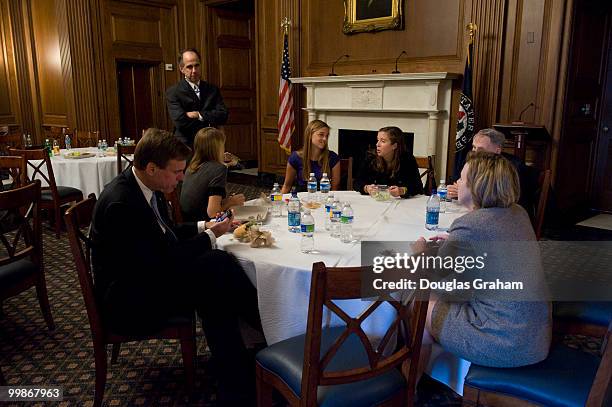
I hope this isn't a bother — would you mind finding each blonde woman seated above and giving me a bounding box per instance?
[416,151,551,370]
[180,127,245,221]
[281,120,341,193]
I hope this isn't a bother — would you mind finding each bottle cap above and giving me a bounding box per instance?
[440,179,445,184]
[322,172,328,176]
[309,172,315,176]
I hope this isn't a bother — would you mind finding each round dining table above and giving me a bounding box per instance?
[27,147,130,198]
[217,191,471,395]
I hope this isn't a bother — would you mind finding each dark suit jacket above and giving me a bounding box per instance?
[90,169,211,333]
[166,79,228,146]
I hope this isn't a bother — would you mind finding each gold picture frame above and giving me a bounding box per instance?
[343,0,404,34]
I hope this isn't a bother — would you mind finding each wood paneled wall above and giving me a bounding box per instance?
[256,0,571,177]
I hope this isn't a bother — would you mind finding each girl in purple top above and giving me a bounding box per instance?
[281,120,341,193]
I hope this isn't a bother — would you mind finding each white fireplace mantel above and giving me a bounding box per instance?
[291,73,459,178]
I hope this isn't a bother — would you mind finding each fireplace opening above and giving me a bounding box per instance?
[338,129,414,162]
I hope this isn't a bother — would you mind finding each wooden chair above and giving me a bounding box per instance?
[255,262,430,406]
[339,157,353,190]
[0,155,27,191]
[415,156,435,195]
[533,169,551,240]
[463,307,612,407]
[0,125,22,156]
[64,196,196,407]
[75,130,99,148]
[116,144,136,175]
[10,148,84,238]
[0,181,55,331]
[165,183,183,224]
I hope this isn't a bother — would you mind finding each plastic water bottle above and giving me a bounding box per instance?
[330,198,342,238]
[65,133,72,150]
[320,172,330,197]
[26,134,32,147]
[426,189,440,231]
[101,139,108,154]
[300,208,315,253]
[270,182,282,217]
[324,192,335,231]
[307,173,317,202]
[438,179,447,213]
[287,190,301,232]
[340,202,354,243]
[97,140,103,157]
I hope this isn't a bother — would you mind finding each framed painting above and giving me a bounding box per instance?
[343,0,404,34]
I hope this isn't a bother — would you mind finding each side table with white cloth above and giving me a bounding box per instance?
[26,148,130,198]
[217,191,472,395]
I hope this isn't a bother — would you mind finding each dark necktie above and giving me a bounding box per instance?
[150,193,178,242]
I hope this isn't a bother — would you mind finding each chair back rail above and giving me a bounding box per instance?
[415,155,436,194]
[534,169,551,240]
[64,195,105,342]
[300,262,430,405]
[0,155,28,190]
[116,144,136,175]
[9,148,58,196]
[586,321,612,406]
[339,157,353,190]
[0,181,41,267]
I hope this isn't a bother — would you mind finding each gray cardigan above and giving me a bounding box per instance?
[430,204,552,368]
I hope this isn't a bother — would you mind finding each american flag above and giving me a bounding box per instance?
[278,32,294,152]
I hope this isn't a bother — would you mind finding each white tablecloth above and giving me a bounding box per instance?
[27,147,128,198]
[217,191,471,394]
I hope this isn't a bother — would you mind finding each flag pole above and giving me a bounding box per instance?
[278,16,294,155]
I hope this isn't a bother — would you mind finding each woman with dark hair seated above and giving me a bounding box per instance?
[281,119,341,193]
[353,126,423,198]
[417,151,551,370]
[180,127,245,221]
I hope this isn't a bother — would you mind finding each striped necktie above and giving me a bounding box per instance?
[150,193,178,242]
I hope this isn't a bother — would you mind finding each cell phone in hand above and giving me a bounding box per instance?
[215,209,233,222]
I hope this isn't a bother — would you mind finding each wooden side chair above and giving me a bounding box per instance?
[10,148,83,238]
[533,169,551,240]
[74,130,99,148]
[339,157,353,190]
[64,196,197,407]
[415,156,435,195]
[463,306,612,407]
[255,262,430,406]
[0,155,27,191]
[0,181,55,331]
[0,126,23,156]
[116,144,136,175]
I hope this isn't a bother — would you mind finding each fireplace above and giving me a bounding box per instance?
[291,73,458,178]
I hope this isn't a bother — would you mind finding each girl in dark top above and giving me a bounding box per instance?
[180,127,244,221]
[281,120,341,193]
[353,126,424,198]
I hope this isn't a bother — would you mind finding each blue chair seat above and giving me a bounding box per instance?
[553,302,612,327]
[256,326,406,407]
[40,186,82,201]
[465,344,601,407]
[0,258,37,286]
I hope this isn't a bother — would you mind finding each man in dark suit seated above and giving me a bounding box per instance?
[448,128,539,218]
[166,48,228,147]
[90,128,260,405]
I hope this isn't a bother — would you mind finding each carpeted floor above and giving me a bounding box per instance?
[0,178,605,406]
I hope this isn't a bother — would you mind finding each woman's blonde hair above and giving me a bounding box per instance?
[465,151,519,208]
[188,127,226,173]
[298,119,331,182]
[375,126,406,177]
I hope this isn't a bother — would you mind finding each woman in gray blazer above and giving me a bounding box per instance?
[417,151,551,368]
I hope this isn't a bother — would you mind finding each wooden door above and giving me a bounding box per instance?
[557,0,611,213]
[593,17,612,211]
[206,6,257,163]
[116,62,158,141]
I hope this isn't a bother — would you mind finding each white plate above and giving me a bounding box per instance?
[232,205,268,222]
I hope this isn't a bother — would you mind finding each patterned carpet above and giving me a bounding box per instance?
[0,178,605,406]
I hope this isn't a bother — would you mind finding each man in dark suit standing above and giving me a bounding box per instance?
[166,48,228,147]
[90,128,259,405]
